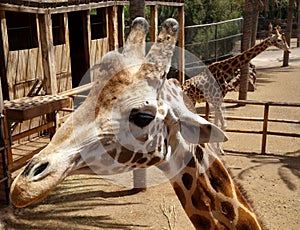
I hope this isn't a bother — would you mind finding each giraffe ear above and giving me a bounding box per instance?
[179,112,228,144]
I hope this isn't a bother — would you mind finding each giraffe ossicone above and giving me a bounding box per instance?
[10,17,263,229]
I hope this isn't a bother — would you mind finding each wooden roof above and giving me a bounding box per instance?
[1,0,184,8]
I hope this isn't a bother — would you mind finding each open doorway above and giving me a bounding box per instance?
[68,11,90,88]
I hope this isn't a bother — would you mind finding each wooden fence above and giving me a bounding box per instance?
[204,99,300,154]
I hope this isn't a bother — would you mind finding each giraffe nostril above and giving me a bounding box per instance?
[33,162,49,177]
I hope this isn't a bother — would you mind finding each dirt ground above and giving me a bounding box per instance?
[0,46,299,230]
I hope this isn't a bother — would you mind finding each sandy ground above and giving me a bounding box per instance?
[0,46,299,230]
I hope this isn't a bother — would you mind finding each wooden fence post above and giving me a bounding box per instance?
[38,13,57,95]
[261,103,269,154]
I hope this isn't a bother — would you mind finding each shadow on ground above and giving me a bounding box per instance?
[223,149,300,191]
[1,178,148,230]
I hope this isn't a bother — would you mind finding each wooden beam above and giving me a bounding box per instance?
[177,5,185,84]
[117,5,125,48]
[145,1,184,7]
[0,2,118,14]
[0,1,183,15]
[12,122,54,142]
[108,6,118,51]
[0,11,8,70]
[150,5,158,43]
[59,82,93,96]
[82,10,90,73]
[0,10,8,107]
[0,3,47,14]
[38,13,57,94]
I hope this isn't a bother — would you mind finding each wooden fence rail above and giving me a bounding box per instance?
[204,99,300,154]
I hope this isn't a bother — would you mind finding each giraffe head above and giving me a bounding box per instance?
[270,26,290,53]
[10,18,227,208]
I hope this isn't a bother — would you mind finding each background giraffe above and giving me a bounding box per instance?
[10,18,263,229]
[182,26,290,131]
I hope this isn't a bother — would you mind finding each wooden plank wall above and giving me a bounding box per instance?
[4,15,47,143]
[89,37,108,68]
[54,44,72,93]
[55,13,72,93]
[6,48,44,99]
[89,7,111,81]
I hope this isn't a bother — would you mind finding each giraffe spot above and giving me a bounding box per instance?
[208,160,233,197]
[173,182,186,208]
[223,64,229,71]
[182,173,193,190]
[158,109,165,115]
[107,148,117,159]
[150,125,156,134]
[146,156,161,166]
[137,157,148,164]
[191,175,215,211]
[232,59,238,66]
[236,207,260,230]
[189,214,211,229]
[118,147,134,164]
[191,189,208,211]
[216,221,230,230]
[166,94,172,102]
[171,87,178,96]
[221,201,235,221]
[131,152,143,163]
[195,145,204,163]
[185,154,196,168]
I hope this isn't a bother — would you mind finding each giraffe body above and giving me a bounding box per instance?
[10,18,263,229]
[182,27,290,144]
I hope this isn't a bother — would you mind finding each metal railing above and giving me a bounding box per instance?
[185,17,243,64]
[203,99,300,154]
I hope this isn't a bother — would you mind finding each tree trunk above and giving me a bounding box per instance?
[129,0,145,23]
[297,1,300,47]
[129,0,147,190]
[239,0,254,101]
[283,0,295,66]
[251,3,260,47]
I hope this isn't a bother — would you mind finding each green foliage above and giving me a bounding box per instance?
[260,0,290,19]
[124,0,243,26]
[124,1,244,62]
[184,0,243,25]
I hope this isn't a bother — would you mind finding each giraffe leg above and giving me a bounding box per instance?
[215,106,226,131]
[213,105,226,155]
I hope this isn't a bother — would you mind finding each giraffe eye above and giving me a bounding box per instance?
[129,110,155,128]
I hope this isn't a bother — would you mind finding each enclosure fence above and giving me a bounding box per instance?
[204,99,300,154]
[185,17,243,65]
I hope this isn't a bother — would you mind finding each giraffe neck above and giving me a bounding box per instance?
[165,144,262,230]
[209,36,273,81]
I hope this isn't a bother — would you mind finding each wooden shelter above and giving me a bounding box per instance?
[0,0,184,207]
